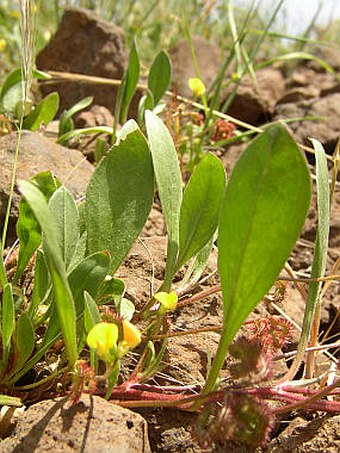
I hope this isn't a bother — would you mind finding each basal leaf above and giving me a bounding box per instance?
[19,181,78,366]
[28,249,50,318]
[15,171,61,283]
[1,284,15,360]
[49,186,80,269]
[148,50,172,106]
[84,291,100,333]
[205,125,311,391]
[145,110,182,289]
[86,121,154,273]
[13,313,35,372]
[68,251,110,316]
[176,153,225,269]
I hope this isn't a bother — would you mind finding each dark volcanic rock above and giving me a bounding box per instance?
[36,7,127,115]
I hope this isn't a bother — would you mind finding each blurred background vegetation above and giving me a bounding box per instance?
[1,0,339,84]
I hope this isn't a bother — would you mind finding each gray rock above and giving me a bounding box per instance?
[0,395,151,452]
[170,37,222,98]
[0,131,93,243]
[36,7,127,115]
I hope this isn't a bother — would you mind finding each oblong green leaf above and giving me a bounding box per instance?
[86,121,154,273]
[84,291,100,333]
[14,313,35,372]
[176,153,225,269]
[145,110,182,289]
[49,186,80,269]
[15,171,61,283]
[148,50,172,106]
[205,125,311,392]
[68,251,110,316]
[23,92,59,131]
[18,181,78,366]
[2,284,15,350]
[29,250,50,319]
[121,39,140,123]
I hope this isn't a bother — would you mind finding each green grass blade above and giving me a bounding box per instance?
[145,110,183,290]
[148,50,172,106]
[19,181,78,366]
[49,186,80,270]
[59,96,93,136]
[255,52,335,74]
[176,153,225,270]
[86,120,154,273]
[204,125,311,393]
[285,138,330,381]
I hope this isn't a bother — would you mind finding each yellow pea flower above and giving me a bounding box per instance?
[154,291,178,314]
[188,78,206,98]
[0,39,6,52]
[122,319,142,349]
[87,322,118,362]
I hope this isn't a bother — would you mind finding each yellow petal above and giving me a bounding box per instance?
[87,322,118,359]
[122,319,142,349]
[188,78,206,98]
[154,291,178,312]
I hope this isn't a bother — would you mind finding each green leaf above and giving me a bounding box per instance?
[0,68,50,115]
[148,50,172,106]
[204,125,311,392]
[18,181,78,366]
[15,171,61,283]
[1,284,15,357]
[116,298,135,321]
[14,313,35,372]
[0,395,23,407]
[68,252,110,316]
[121,39,140,123]
[84,291,100,333]
[97,276,125,305]
[86,120,154,273]
[29,250,50,318]
[176,153,225,269]
[59,96,93,136]
[286,138,330,380]
[145,110,182,289]
[49,186,80,269]
[57,126,113,146]
[22,92,59,131]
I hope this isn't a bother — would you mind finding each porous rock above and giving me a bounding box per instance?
[0,131,93,243]
[221,68,285,125]
[0,394,151,452]
[36,7,127,115]
[274,93,340,151]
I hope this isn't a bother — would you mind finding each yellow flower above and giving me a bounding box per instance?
[154,291,178,314]
[87,322,118,361]
[122,319,142,349]
[0,39,6,52]
[188,78,206,98]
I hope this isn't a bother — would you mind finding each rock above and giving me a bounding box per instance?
[36,7,127,115]
[277,86,320,104]
[0,394,151,452]
[222,68,285,125]
[267,414,340,452]
[274,93,340,151]
[170,37,221,97]
[289,67,338,93]
[0,131,93,244]
[311,45,340,72]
